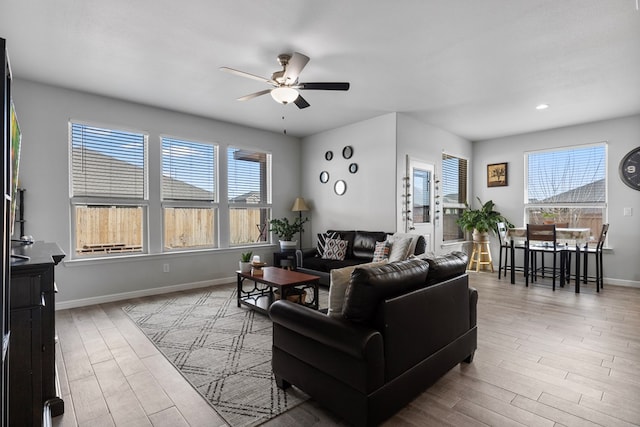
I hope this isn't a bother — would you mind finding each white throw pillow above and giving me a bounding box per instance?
[328,260,388,318]
[387,236,412,262]
[389,233,421,256]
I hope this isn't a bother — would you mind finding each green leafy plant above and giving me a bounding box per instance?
[240,251,252,262]
[269,217,308,241]
[456,197,512,235]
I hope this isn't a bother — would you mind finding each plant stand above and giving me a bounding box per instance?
[468,241,494,272]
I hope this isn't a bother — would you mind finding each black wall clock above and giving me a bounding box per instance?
[619,147,640,191]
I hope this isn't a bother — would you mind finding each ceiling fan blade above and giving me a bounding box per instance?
[237,89,272,101]
[283,52,310,84]
[220,67,276,85]
[294,95,310,109]
[298,82,350,91]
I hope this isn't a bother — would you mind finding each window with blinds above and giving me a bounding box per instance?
[161,137,217,250]
[71,123,146,198]
[70,122,147,256]
[162,137,215,201]
[227,147,271,245]
[525,143,606,237]
[442,153,468,241]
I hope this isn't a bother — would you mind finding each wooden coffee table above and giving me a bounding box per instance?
[236,267,320,314]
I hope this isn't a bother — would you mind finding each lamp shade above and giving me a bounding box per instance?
[291,197,310,212]
[271,87,299,104]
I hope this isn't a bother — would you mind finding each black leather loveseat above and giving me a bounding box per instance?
[295,230,426,286]
[269,252,477,426]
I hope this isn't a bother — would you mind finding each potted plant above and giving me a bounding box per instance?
[457,197,512,242]
[269,217,308,251]
[239,251,252,273]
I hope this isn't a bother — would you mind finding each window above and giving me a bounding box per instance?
[70,123,147,256]
[441,153,468,241]
[162,137,217,250]
[227,147,271,245]
[525,143,606,238]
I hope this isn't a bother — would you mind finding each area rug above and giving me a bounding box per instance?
[122,283,327,426]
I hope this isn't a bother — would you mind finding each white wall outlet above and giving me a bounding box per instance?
[163,263,170,273]
[624,207,633,216]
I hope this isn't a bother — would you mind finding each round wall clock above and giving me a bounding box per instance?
[619,147,640,190]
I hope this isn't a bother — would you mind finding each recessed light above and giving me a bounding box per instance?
[536,104,549,110]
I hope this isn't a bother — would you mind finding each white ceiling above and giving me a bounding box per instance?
[1,0,639,140]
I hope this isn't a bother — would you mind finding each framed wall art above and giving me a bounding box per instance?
[487,162,508,187]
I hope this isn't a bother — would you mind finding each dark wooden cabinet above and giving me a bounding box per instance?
[9,242,65,426]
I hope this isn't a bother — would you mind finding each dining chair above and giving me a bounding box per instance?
[525,224,567,290]
[496,222,525,280]
[565,224,608,292]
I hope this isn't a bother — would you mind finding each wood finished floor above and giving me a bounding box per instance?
[52,273,640,427]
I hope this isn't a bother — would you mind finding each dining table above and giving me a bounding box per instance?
[506,227,591,293]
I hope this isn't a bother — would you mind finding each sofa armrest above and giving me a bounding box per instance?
[269,300,382,360]
[295,248,318,267]
[469,286,478,329]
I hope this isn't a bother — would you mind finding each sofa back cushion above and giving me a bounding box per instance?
[352,231,388,259]
[418,251,468,286]
[328,260,389,318]
[328,230,390,260]
[342,259,430,325]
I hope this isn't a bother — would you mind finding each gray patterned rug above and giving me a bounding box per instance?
[122,283,327,426]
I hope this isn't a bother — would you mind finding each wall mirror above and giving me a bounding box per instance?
[319,171,329,183]
[325,151,333,161]
[342,146,353,159]
[349,163,358,174]
[334,180,347,195]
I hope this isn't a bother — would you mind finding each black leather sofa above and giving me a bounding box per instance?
[269,252,477,426]
[295,230,426,286]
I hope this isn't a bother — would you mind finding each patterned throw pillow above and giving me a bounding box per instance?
[372,241,390,262]
[322,238,348,260]
[317,232,339,257]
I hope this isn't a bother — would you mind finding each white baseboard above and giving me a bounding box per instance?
[603,277,640,288]
[55,276,236,310]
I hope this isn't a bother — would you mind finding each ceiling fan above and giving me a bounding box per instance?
[220,52,350,109]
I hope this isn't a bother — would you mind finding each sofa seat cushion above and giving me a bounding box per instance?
[302,256,367,273]
[343,259,430,325]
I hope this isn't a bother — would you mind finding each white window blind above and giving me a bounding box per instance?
[162,137,215,201]
[526,144,606,204]
[71,123,146,199]
[442,153,468,241]
[442,154,467,204]
[227,148,271,204]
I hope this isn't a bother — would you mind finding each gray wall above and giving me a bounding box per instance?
[473,114,640,286]
[300,113,398,240]
[396,113,473,253]
[12,79,301,307]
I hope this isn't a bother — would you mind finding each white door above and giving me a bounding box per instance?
[405,157,435,253]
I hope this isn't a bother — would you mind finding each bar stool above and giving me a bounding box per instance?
[497,222,525,279]
[468,237,494,272]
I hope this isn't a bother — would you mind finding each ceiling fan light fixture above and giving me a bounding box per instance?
[271,87,299,104]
